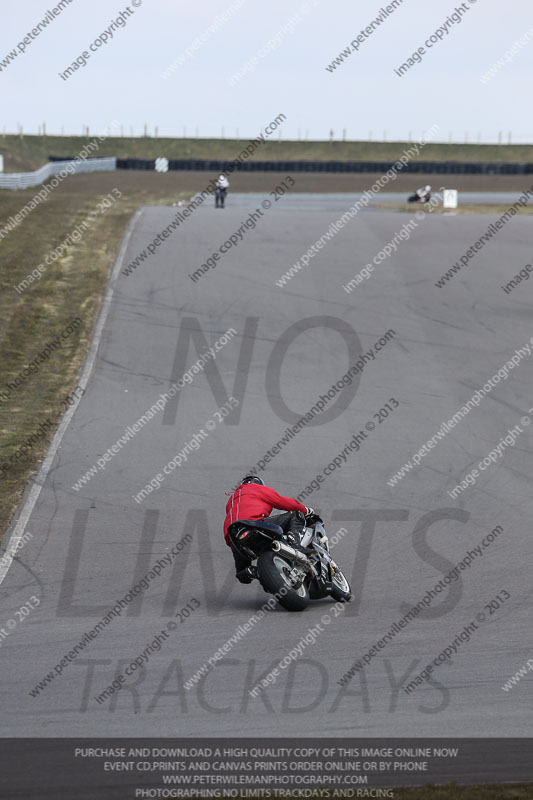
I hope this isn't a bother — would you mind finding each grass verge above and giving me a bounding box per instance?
[0,172,188,540]
[390,784,533,799]
[2,134,533,173]
[229,786,533,799]
[374,202,533,215]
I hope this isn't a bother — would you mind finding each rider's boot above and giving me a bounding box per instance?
[236,565,258,584]
[286,534,308,553]
[283,510,311,553]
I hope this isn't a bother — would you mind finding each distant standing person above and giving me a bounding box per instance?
[215,174,229,208]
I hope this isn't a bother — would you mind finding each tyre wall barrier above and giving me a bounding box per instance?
[4,156,530,189]
[116,158,533,175]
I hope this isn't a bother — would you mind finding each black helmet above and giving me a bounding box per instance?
[241,475,264,485]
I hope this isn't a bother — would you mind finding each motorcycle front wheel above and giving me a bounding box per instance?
[329,566,352,603]
[257,551,310,611]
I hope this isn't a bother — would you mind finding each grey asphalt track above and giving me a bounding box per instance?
[225,191,529,211]
[1,192,532,738]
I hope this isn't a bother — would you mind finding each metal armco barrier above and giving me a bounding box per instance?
[0,157,117,190]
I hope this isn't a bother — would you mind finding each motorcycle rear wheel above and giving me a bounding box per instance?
[257,551,310,611]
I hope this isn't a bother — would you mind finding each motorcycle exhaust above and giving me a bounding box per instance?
[272,540,311,570]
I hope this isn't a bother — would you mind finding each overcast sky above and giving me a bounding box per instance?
[2,0,532,142]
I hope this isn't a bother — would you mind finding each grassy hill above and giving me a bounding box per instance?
[2,134,533,173]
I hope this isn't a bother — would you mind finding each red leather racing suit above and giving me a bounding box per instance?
[223,483,306,545]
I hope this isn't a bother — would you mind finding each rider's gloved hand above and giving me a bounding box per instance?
[305,507,315,517]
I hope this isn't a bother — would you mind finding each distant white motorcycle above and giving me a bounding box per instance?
[408,185,431,203]
[215,175,229,208]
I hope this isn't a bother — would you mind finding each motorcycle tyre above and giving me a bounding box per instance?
[329,567,352,603]
[257,551,310,612]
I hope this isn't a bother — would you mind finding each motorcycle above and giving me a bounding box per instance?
[228,513,352,612]
[215,186,227,208]
[407,191,431,203]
